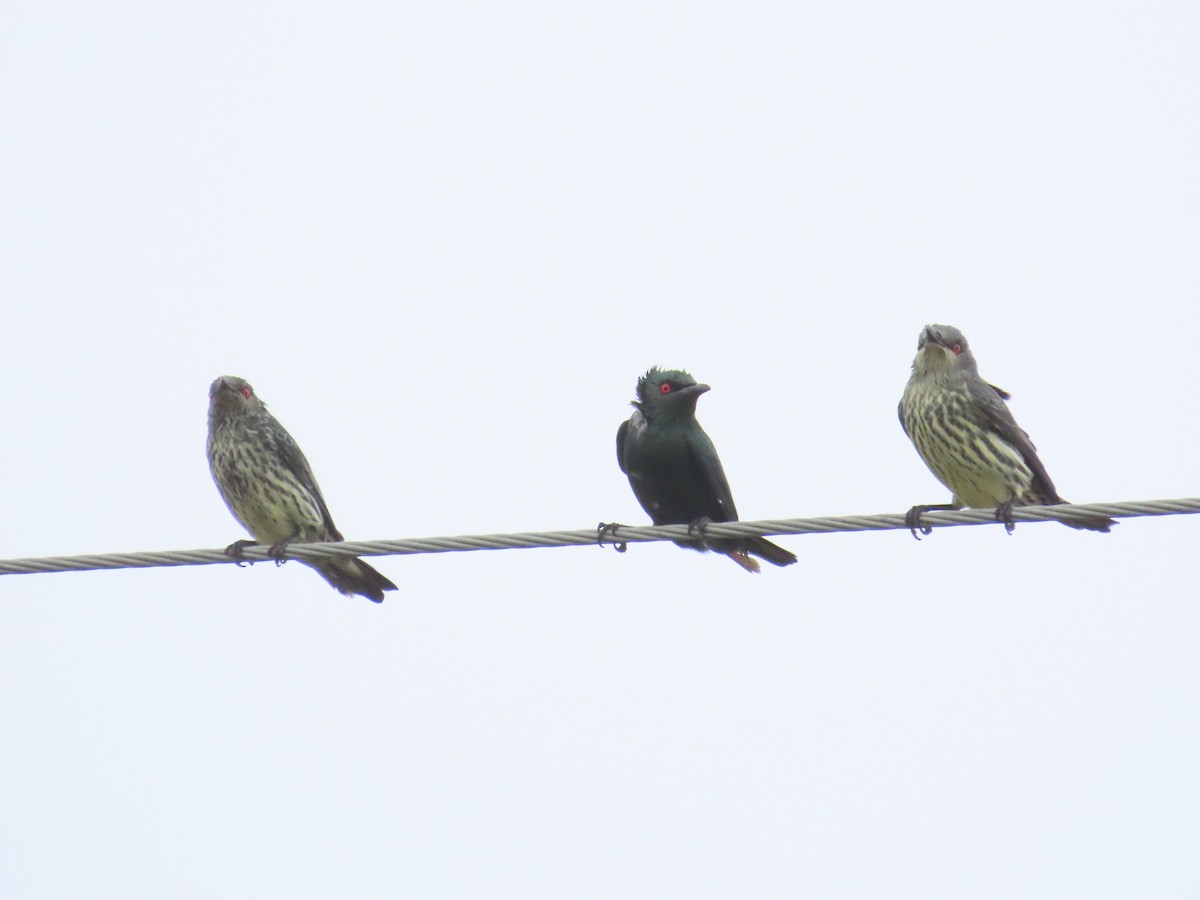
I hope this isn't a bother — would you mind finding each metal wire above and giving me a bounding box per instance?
[0,498,1196,578]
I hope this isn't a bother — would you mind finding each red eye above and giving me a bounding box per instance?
[660,383,671,394]
[951,343,962,355]
[241,387,252,399]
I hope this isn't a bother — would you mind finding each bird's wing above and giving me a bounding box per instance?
[616,419,630,474]
[965,379,1060,500]
[269,423,344,540]
[683,424,740,522]
[897,399,909,437]
[987,382,1012,400]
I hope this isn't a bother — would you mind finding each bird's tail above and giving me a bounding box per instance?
[726,550,762,573]
[310,557,397,603]
[1059,514,1118,533]
[721,537,798,573]
[747,536,799,567]
[1050,496,1118,533]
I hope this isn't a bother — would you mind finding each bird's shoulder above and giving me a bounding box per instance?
[619,407,674,449]
[226,412,323,491]
[986,382,1012,401]
[962,375,1023,433]
[619,407,710,467]
[622,408,648,439]
[616,415,632,473]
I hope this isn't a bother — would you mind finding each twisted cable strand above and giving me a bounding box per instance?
[0,498,1196,577]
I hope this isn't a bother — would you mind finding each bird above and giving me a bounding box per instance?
[898,324,1115,536]
[615,366,797,572]
[206,375,397,602]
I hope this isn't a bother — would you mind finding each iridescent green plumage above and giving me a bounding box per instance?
[617,367,797,572]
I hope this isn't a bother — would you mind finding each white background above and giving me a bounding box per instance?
[3,1,1198,896]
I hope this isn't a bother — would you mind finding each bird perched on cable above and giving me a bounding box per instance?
[898,324,1115,537]
[207,376,397,603]
[615,367,797,572]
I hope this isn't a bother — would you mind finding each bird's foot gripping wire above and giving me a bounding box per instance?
[596,522,627,553]
[994,501,1016,535]
[223,539,257,567]
[904,504,960,540]
[687,516,713,550]
[266,539,294,566]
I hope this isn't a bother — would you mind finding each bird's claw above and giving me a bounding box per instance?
[687,517,712,550]
[904,507,934,540]
[904,504,960,540]
[995,502,1016,535]
[223,539,257,567]
[596,522,627,553]
[267,539,292,566]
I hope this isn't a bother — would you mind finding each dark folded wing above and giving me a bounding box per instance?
[987,382,1012,400]
[964,379,1059,500]
[269,423,343,539]
[683,425,740,522]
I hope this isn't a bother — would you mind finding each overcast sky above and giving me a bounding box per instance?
[3,1,1199,897]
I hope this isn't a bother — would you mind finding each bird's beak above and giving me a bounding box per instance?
[212,376,243,400]
[920,326,955,355]
[680,383,711,398]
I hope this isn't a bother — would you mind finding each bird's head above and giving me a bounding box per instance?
[209,375,268,419]
[634,367,710,418]
[912,324,979,377]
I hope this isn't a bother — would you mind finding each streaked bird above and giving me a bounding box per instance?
[898,324,1115,536]
[207,376,397,602]
[615,367,797,572]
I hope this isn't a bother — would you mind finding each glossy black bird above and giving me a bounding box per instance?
[899,324,1116,536]
[616,367,797,572]
[207,375,397,602]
